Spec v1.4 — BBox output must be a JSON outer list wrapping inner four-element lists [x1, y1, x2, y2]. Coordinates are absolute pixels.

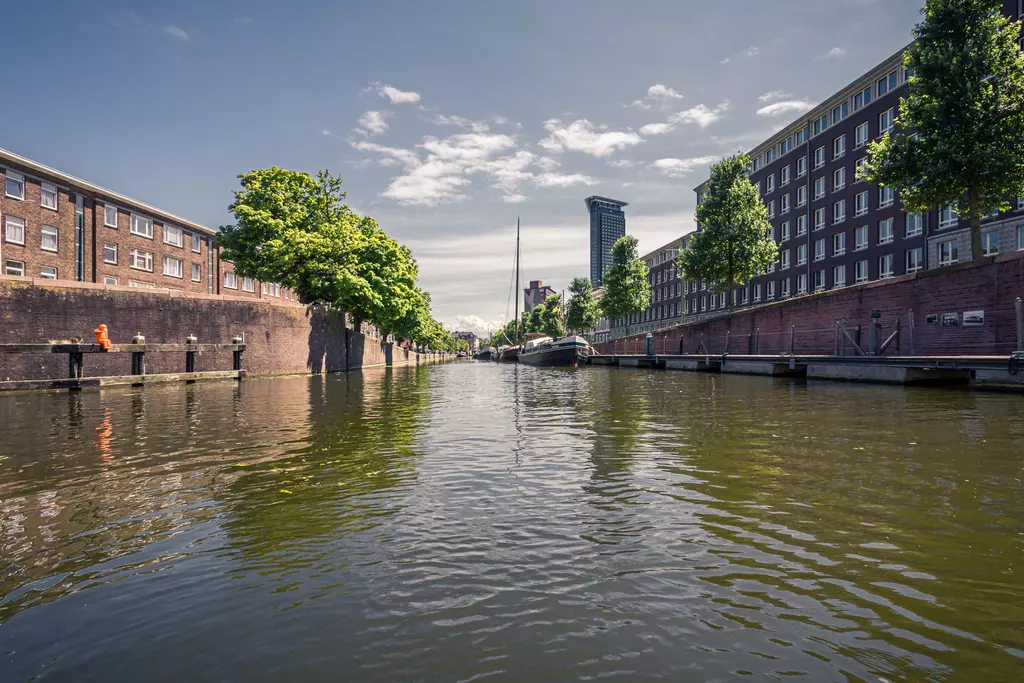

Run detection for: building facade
[[523, 279, 556, 312], [609, 234, 689, 339], [686, 0, 1024, 321], [585, 196, 628, 287], [0, 148, 299, 303], [452, 331, 479, 353]]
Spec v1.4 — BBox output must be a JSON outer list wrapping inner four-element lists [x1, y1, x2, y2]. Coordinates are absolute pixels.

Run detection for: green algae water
[[1, 363, 1022, 681]]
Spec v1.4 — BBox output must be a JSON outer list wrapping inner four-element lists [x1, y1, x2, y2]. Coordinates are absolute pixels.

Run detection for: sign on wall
[[963, 310, 985, 326], [942, 313, 959, 327]]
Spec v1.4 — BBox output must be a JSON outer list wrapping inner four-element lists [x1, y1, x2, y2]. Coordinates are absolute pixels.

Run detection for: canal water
[[1, 363, 1022, 682]]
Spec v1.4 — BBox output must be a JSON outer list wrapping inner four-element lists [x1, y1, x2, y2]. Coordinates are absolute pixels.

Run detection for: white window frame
[[163, 256, 184, 278], [814, 208, 826, 231], [855, 122, 869, 148], [938, 239, 959, 266], [797, 244, 808, 267], [833, 264, 846, 287], [192, 263, 201, 282], [814, 177, 825, 200], [879, 186, 894, 208], [878, 218, 894, 244], [855, 260, 869, 284], [104, 204, 119, 228], [814, 146, 825, 169], [855, 191, 869, 217], [796, 273, 808, 295], [39, 266, 58, 280], [131, 214, 154, 239], [797, 156, 807, 177], [833, 135, 846, 160], [939, 204, 958, 229], [40, 182, 58, 210], [879, 254, 894, 279], [781, 221, 791, 241], [833, 232, 846, 256], [781, 194, 790, 214], [781, 249, 791, 270], [130, 249, 154, 272], [104, 276, 118, 286], [766, 174, 775, 194], [855, 226, 869, 251], [781, 166, 791, 186], [5, 259, 25, 276], [906, 213, 923, 237], [224, 272, 239, 289], [855, 157, 867, 181], [981, 230, 999, 256], [163, 224, 184, 248], [129, 280, 156, 290], [814, 237, 826, 261], [781, 278, 791, 298], [40, 225, 58, 253], [191, 233, 202, 253], [1019, 224, 1024, 251], [5, 215, 25, 245], [833, 200, 846, 225], [880, 108, 895, 134], [5, 170, 25, 200], [797, 185, 807, 207], [905, 247, 923, 273], [767, 281, 776, 299], [104, 242, 118, 264], [797, 215, 808, 236], [242, 276, 256, 293], [833, 167, 846, 192], [767, 200, 775, 219], [814, 269, 826, 292]]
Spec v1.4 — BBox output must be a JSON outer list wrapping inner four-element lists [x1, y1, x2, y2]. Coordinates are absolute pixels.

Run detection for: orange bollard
[[93, 324, 111, 351]]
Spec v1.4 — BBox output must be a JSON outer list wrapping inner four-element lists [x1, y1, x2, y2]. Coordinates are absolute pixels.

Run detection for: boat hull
[[496, 347, 520, 363], [473, 350, 493, 361], [518, 345, 585, 367]]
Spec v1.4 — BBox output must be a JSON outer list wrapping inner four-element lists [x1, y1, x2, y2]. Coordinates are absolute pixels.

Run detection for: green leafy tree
[[341, 219, 419, 334], [680, 154, 777, 310], [600, 235, 651, 336], [539, 293, 565, 338], [858, 0, 1024, 261], [218, 168, 364, 305], [565, 277, 601, 334]]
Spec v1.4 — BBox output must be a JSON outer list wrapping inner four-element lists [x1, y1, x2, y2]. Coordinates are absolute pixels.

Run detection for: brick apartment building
[[605, 233, 691, 339], [0, 148, 298, 303], [685, 0, 1024, 321]]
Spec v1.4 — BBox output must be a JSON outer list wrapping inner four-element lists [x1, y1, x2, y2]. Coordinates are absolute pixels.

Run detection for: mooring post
[[131, 333, 146, 376], [834, 320, 839, 356], [895, 317, 901, 356], [724, 330, 730, 354], [840, 318, 847, 356], [755, 328, 760, 354], [747, 333, 753, 355], [185, 334, 197, 373], [789, 325, 795, 355], [870, 309, 882, 355], [232, 335, 244, 372], [1016, 298, 1023, 352], [67, 349, 83, 379], [908, 309, 916, 356]]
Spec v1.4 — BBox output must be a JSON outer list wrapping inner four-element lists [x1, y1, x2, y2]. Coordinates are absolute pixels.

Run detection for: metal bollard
[[1016, 298, 1023, 352], [232, 335, 244, 371], [789, 325, 795, 355], [185, 334, 197, 373], [131, 333, 146, 376], [68, 350, 84, 379]]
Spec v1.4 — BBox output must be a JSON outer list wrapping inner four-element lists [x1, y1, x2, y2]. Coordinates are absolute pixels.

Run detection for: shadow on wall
[[307, 307, 352, 372]]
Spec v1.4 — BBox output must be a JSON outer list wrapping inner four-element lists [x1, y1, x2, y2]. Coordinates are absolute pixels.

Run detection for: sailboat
[[495, 218, 522, 363]]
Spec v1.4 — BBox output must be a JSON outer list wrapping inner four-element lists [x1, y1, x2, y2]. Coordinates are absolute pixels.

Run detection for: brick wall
[[0, 279, 430, 381], [596, 250, 1024, 357]]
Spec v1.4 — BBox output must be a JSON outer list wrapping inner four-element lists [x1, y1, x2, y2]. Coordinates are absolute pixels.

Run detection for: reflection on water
[[1, 364, 1023, 681]]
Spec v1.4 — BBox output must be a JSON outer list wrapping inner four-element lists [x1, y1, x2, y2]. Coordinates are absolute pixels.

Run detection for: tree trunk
[[728, 242, 735, 312], [968, 186, 983, 261]]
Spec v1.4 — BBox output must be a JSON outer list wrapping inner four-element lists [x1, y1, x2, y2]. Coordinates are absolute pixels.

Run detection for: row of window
[[748, 66, 908, 173], [3, 216, 58, 251], [4, 170, 59, 210]]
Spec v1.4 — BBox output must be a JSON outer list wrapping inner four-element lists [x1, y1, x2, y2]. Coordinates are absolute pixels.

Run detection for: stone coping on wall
[[0, 275, 306, 309]]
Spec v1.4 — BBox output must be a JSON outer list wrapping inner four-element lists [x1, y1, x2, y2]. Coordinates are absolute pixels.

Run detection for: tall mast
[[514, 217, 520, 345]]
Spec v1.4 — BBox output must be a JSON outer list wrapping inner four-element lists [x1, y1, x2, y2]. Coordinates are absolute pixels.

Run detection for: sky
[[2, 0, 926, 335]]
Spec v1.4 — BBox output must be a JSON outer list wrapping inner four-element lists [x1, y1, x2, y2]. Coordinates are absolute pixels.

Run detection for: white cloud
[[745, 46, 761, 58], [758, 91, 792, 104], [534, 156, 560, 172], [815, 47, 847, 61], [432, 114, 491, 133], [502, 194, 527, 204], [651, 156, 716, 178], [639, 101, 732, 136], [646, 84, 683, 101], [376, 84, 421, 104], [628, 100, 651, 110], [453, 315, 505, 336], [720, 57, 731, 65], [164, 25, 189, 41], [534, 172, 596, 188], [756, 100, 817, 117], [538, 119, 643, 157], [356, 110, 389, 136], [350, 139, 421, 168], [607, 159, 636, 168]]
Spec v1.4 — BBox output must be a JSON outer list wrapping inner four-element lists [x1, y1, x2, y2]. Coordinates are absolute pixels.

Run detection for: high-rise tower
[[585, 196, 628, 286]]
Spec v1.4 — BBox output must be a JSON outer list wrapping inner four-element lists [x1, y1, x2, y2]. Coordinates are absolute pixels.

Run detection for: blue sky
[[3, 0, 924, 334]]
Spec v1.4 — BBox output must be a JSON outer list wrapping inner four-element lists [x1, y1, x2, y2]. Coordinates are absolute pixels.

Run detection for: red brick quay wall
[[0, 278, 442, 382], [596, 251, 1024, 357]]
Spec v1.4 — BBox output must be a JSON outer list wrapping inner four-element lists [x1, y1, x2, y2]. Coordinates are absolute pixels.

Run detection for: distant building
[[452, 330, 479, 353], [585, 196, 628, 287], [584, 286, 611, 345], [608, 233, 690, 340], [524, 279, 556, 312]]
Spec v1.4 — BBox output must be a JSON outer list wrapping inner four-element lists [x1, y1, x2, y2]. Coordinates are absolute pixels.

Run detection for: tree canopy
[[600, 235, 651, 335], [679, 154, 777, 309], [565, 277, 601, 334], [858, 0, 1024, 260], [218, 167, 449, 348]]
